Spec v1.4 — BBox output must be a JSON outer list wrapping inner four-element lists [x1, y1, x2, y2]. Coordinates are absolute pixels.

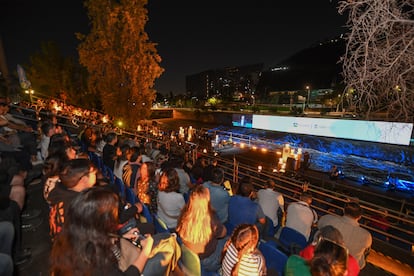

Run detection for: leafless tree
[[338, 0, 414, 122]]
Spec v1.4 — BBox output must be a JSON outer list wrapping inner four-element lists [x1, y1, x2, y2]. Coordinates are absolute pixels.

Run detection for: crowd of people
[[0, 95, 376, 276]]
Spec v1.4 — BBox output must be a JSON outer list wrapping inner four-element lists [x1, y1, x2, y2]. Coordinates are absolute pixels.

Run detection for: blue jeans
[[0, 221, 14, 255], [0, 221, 14, 276], [200, 238, 227, 272]]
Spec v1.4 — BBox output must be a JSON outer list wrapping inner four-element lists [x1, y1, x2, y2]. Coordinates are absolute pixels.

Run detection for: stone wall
[[173, 109, 233, 126]]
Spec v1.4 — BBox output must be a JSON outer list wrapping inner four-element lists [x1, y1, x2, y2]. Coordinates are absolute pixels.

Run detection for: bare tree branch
[[338, 0, 414, 122]]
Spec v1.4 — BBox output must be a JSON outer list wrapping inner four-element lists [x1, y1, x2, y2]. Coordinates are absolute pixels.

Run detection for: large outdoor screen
[[252, 115, 413, 146]]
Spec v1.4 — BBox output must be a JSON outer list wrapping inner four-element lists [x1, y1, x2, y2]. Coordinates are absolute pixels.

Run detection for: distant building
[[186, 63, 263, 101], [185, 37, 345, 108]]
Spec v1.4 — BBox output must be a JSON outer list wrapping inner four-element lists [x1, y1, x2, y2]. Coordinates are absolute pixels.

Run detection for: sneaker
[[21, 209, 41, 220]]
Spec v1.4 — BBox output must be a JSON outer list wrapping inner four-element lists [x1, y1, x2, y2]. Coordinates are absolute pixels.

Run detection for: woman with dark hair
[[50, 187, 154, 275], [137, 161, 158, 214], [42, 138, 77, 203], [156, 168, 185, 230], [221, 224, 266, 276], [176, 185, 227, 272], [286, 234, 349, 276], [299, 225, 360, 276], [122, 146, 142, 190]]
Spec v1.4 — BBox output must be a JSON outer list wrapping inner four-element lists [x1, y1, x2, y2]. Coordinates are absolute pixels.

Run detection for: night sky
[[0, 0, 347, 96]]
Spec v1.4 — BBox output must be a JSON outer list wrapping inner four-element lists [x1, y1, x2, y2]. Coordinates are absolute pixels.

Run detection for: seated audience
[[299, 225, 360, 276], [203, 167, 230, 224], [157, 168, 185, 230], [227, 180, 266, 235], [285, 192, 318, 241], [177, 185, 227, 272], [102, 132, 118, 171], [137, 161, 158, 214], [39, 120, 57, 161], [257, 179, 285, 230], [318, 201, 372, 269], [0, 221, 14, 276], [50, 187, 154, 275], [47, 159, 97, 238], [122, 146, 141, 189], [285, 234, 348, 276], [221, 224, 266, 276], [114, 143, 130, 180]]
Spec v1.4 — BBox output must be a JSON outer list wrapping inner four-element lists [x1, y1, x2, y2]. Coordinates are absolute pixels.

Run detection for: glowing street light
[[305, 85, 310, 108], [25, 89, 34, 103]]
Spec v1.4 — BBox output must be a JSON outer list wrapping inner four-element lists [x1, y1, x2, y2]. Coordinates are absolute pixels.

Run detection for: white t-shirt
[[257, 188, 284, 227], [157, 191, 185, 229], [285, 200, 317, 240]]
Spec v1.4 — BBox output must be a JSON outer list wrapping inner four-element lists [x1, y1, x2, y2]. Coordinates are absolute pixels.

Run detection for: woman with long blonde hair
[[176, 185, 227, 273], [221, 224, 266, 276]]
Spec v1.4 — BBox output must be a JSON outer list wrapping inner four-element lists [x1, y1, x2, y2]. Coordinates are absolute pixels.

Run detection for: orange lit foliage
[[78, 0, 164, 127]]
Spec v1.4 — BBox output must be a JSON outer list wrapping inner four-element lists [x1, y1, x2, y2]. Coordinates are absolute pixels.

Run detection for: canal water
[[156, 118, 414, 194]]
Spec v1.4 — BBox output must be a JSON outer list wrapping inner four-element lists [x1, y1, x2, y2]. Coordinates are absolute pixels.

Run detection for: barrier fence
[[8, 102, 414, 263]]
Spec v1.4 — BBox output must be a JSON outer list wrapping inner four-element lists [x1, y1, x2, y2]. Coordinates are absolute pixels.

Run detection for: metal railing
[[8, 103, 414, 262]]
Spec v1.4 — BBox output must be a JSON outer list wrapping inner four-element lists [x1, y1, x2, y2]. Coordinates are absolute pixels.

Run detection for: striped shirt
[[221, 243, 265, 276]]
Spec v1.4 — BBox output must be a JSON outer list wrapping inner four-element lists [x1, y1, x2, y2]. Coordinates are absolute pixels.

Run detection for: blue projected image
[[210, 122, 414, 194], [232, 114, 253, 128]]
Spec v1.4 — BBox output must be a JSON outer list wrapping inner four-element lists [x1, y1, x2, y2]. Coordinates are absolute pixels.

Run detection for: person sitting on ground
[[50, 187, 154, 275], [203, 167, 230, 224], [257, 179, 285, 231], [329, 165, 340, 180], [318, 201, 372, 269], [285, 191, 318, 242], [285, 233, 349, 276], [176, 185, 227, 272], [221, 224, 266, 276], [227, 180, 266, 236], [157, 168, 185, 231], [299, 225, 360, 276]]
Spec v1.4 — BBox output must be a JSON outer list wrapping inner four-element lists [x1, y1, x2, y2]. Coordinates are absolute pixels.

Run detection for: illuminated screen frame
[[252, 115, 413, 146]]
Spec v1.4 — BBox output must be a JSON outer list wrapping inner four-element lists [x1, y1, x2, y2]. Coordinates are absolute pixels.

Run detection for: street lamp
[[25, 89, 34, 103], [305, 86, 310, 109]]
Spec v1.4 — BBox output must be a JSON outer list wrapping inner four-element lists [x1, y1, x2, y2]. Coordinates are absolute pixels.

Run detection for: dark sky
[[0, 0, 347, 96]]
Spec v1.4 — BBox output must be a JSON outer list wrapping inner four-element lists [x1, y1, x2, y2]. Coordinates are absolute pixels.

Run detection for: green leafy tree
[[77, 0, 164, 128], [26, 41, 86, 103]]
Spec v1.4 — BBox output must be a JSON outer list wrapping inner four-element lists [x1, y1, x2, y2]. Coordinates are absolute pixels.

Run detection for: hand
[[122, 227, 140, 241], [135, 202, 143, 213]]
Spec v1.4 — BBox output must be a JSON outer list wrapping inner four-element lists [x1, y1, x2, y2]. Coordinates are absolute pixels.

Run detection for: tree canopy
[[26, 41, 89, 106], [77, 0, 164, 128]]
